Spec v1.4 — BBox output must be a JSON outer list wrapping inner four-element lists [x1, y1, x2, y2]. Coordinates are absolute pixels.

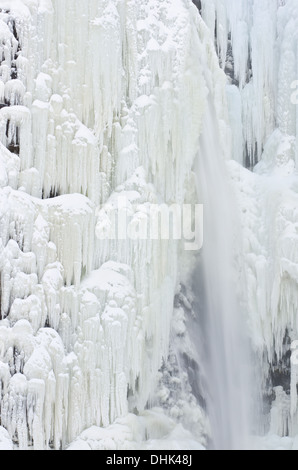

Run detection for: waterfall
[[194, 100, 253, 450]]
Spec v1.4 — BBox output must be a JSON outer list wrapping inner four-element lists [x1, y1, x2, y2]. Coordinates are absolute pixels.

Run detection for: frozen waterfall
[[0, 0, 298, 451], [200, 0, 298, 450]]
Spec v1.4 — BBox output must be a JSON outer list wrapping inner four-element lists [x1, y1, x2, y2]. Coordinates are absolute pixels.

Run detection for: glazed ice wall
[[202, 0, 298, 437], [0, 0, 229, 449], [201, 0, 281, 168]]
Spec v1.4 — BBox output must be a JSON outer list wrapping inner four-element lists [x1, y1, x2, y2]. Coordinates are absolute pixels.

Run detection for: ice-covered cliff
[[1, 0, 298, 451], [0, 0, 231, 450], [200, 0, 298, 447]]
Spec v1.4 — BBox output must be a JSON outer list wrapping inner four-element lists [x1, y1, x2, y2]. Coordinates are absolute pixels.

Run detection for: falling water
[[194, 99, 254, 450]]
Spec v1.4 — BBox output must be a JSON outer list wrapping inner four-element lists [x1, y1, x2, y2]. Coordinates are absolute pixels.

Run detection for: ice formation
[[201, 0, 285, 168], [201, 0, 298, 444], [1, 0, 298, 451], [0, 0, 226, 450]]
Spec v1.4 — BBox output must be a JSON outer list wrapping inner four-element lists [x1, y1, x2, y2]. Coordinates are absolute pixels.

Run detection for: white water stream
[[195, 101, 253, 450]]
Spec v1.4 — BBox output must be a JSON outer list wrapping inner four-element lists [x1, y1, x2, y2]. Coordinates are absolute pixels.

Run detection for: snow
[[0, 0, 298, 452], [0, 425, 13, 450], [67, 409, 205, 451]]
